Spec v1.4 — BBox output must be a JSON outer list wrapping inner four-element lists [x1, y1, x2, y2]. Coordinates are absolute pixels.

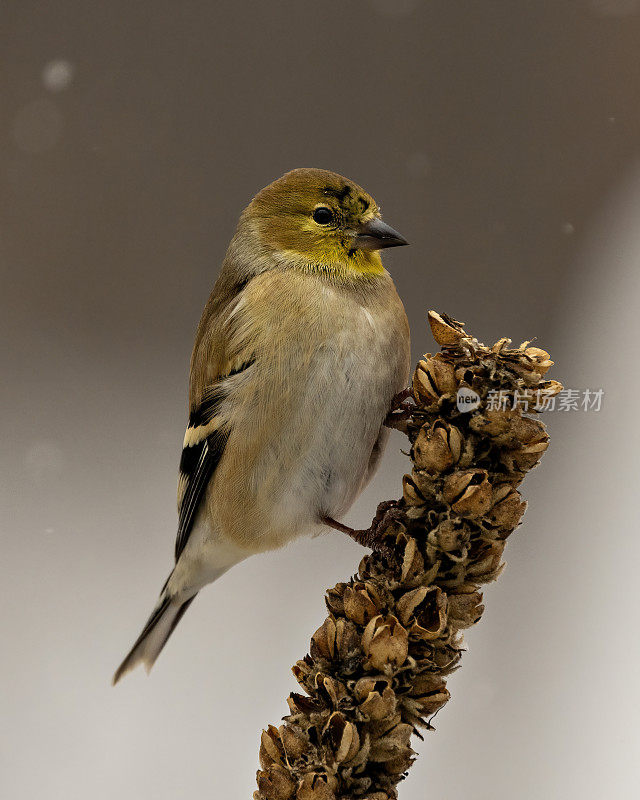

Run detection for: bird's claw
[[384, 388, 415, 429], [323, 501, 402, 560]]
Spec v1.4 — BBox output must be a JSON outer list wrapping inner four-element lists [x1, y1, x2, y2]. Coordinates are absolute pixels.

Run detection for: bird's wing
[[174, 269, 259, 563], [175, 387, 228, 561], [175, 354, 255, 561]]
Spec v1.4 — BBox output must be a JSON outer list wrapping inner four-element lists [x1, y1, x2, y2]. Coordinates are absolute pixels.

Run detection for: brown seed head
[[443, 469, 493, 517], [362, 615, 409, 671], [428, 310, 466, 345]]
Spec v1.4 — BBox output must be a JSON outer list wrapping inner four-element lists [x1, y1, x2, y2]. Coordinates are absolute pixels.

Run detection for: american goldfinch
[[113, 168, 410, 683]]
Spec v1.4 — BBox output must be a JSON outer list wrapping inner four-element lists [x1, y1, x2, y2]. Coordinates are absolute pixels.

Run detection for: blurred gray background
[[2, 2, 639, 798]]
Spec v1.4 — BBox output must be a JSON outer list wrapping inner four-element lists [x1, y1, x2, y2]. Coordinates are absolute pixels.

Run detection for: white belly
[[266, 324, 402, 539]]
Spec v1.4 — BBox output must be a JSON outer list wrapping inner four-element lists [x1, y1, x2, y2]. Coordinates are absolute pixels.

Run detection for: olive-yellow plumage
[[113, 168, 410, 683]]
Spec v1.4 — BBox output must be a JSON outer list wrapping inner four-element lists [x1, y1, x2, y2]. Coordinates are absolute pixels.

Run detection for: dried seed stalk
[[254, 311, 562, 800]]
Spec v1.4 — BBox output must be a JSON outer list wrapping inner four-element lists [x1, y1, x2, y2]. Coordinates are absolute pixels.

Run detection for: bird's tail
[[112, 589, 196, 685]]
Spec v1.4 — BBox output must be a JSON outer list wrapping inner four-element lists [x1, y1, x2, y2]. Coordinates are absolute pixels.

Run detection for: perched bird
[[113, 168, 410, 683]]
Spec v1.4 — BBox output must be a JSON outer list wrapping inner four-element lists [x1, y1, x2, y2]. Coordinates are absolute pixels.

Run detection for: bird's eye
[[312, 206, 333, 225]]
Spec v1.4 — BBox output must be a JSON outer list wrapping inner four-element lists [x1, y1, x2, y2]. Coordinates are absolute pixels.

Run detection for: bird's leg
[[322, 500, 401, 557], [384, 387, 415, 429]]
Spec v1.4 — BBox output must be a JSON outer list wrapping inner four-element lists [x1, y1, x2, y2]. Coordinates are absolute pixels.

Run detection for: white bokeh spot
[[42, 59, 74, 92]]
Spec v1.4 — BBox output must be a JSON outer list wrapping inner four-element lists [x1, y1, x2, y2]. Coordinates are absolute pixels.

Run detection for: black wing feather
[[175, 428, 228, 561], [174, 358, 255, 561]]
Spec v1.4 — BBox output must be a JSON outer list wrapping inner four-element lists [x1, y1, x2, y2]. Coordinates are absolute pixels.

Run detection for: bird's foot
[[322, 500, 402, 559], [384, 387, 415, 429]]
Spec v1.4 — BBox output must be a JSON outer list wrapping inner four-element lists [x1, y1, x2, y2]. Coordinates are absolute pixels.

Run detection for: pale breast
[[208, 270, 410, 551]]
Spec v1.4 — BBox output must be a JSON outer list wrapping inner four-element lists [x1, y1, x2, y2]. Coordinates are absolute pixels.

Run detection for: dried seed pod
[[260, 725, 286, 769], [410, 671, 448, 698], [489, 486, 527, 530], [353, 676, 389, 701], [286, 693, 323, 715], [383, 752, 415, 776], [440, 421, 463, 461], [491, 336, 512, 353], [412, 360, 440, 405], [443, 469, 493, 518], [413, 425, 452, 473], [397, 586, 448, 640], [279, 724, 308, 761], [359, 684, 397, 721], [524, 346, 554, 375], [368, 721, 414, 763], [466, 541, 505, 581], [310, 617, 336, 660], [325, 583, 346, 616], [256, 764, 296, 800], [296, 772, 337, 800], [403, 686, 450, 720], [334, 618, 361, 661], [336, 726, 360, 764], [510, 415, 548, 446], [412, 353, 458, 406], [395, 586, 428, 625], [292, 659, 313, 691], [368, 712, 403, 745], [343, 582, 382, 626], [428, 310, 466, 345], [469, 409, 512, 438], [399, 536, 425, 585], [426, 355, 458, 395], [324, 712, 361, 763], [402, 474, 425, 506], [442, 469, 473, 501], [413, 420, 463, 474], [410, 468, 439, 501], [362, 615, 409, 671], [537, 379, 563, 398], [510, 440, 549, 471], [430, 518, 468, 553], [415, 689, 451, 716], [447, 586, 484, 628], [471, 411, 549, 457], [315, 673, 346, 708], [345, 731, 371, 769], [432, 641, 463, 673]]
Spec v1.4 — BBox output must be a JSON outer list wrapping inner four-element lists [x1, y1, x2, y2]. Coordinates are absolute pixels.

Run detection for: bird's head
[[244, 168, 408, 278]]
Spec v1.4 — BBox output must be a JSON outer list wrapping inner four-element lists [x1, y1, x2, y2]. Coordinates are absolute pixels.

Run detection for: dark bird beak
[[354, 218, 409, 250]]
